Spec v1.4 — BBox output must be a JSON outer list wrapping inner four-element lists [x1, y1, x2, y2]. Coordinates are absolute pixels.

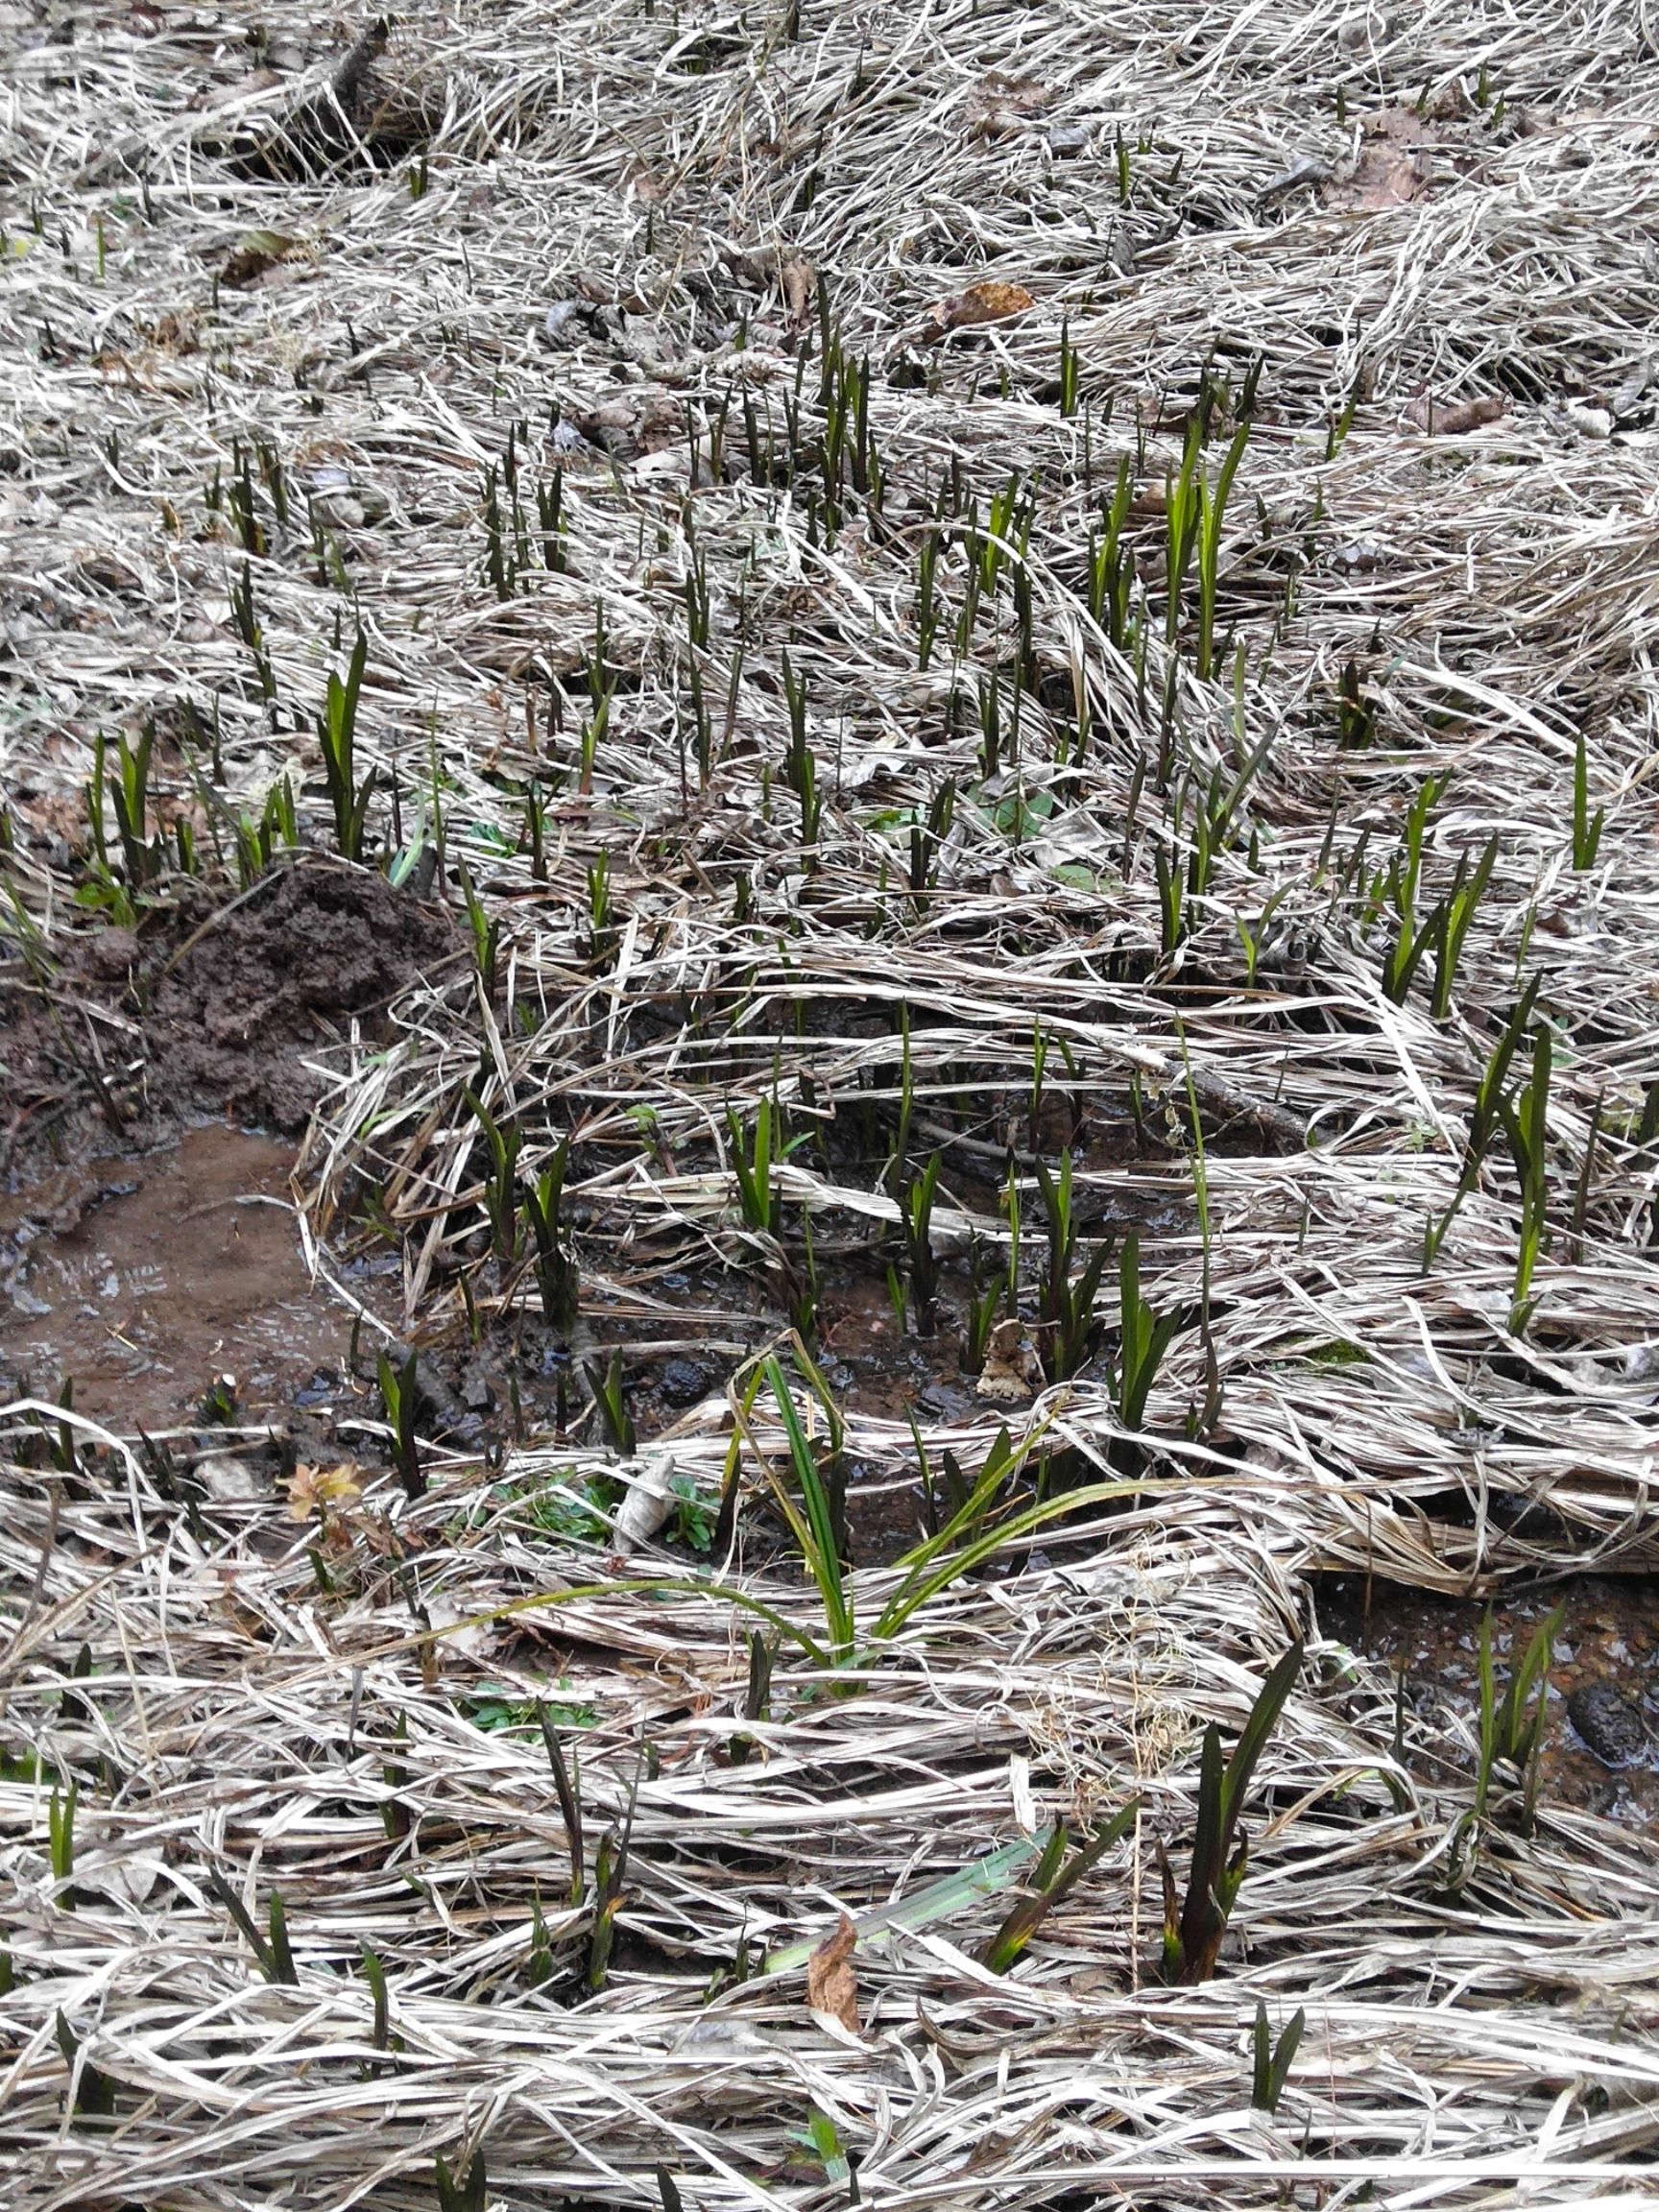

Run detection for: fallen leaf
[[1326, 108, 1433, 212], [922, 280, 1036, 342], [805, 1911, 860, 2032], [1406, 394, 1505, 435], [781, 258, 816, 329], [221, 229, 305, 288], [970, 74, 1052, 140], [977, 1318, 1043, 1403], [613, 1447, 677, 1555], [286, 1462, 363, 1521]]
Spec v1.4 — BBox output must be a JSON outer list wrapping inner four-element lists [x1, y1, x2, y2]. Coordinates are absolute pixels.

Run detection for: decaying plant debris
[[5, 0, 1659, 2204]]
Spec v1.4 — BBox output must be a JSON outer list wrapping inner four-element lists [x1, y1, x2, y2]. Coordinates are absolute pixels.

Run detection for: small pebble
[[1567, 1681, 1648, 1767], [660, 1358, 709, 1407]]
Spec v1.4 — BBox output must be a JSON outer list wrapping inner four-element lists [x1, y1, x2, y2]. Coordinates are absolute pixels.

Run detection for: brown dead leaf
[[805, 1911, 860, 2032], [1406, 394, 1505, 435], [971, 74, 1052, 140], [1326, 108, 1433, 212], [977, 1318, 1043, 1404], [922, 280, 1036, 343], [781, 258, 817, 330], [220, 229, 305, 289]]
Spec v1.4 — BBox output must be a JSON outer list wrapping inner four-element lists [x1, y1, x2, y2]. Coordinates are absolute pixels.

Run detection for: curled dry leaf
[[220, 229, 306, 288], [977, 1317, 1043, 1404], [922, 279, 1036, 342], [1326, 108, 1433, 212], [780, 258, 816, 330], [612, 1447, 678, 1555], [805, 1911, 860, 2032], [1406, 394, 1506, 435], [286, 1462, 363, 1521]]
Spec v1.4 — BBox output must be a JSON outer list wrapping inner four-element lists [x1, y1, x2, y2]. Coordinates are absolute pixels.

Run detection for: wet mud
[[0, 860, 453, 1439], [0, 1123, 346, 1431], [1317, 1573, 1659, 1826], [1, 858, 456, 1176]]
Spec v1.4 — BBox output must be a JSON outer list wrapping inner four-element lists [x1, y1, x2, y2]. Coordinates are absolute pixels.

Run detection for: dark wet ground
[[1316, 1573, 1659, 1827]]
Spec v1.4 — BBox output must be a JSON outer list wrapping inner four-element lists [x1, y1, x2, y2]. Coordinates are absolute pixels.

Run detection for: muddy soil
[[0, 1123, 348, 1430], [143, 861, 456, 1132], [1316, 1573, 1659, 1826], [1, 858, 457, 1174], [0, 860, 454, 1439]]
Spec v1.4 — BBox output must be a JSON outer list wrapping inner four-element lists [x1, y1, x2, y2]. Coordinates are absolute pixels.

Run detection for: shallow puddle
[[0, 1122, 349, 1431]]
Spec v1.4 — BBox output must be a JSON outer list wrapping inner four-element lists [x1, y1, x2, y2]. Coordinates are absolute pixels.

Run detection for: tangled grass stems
[[7, 0, 1659, 2202]]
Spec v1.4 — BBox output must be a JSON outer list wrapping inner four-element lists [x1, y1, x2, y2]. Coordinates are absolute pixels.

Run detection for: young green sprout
[[981, 1798, 1140, 1974], [316, 630, 376, 861], [1572, 728, 1605, 871], [1251, 2003, 1307, 2114], [1033, 1151, 1113, 1381], [1474, 1603, 1562, 1837], [375, 1350, 424, 1500], [522, 1144, 579, 1334], [1158, 1641, 1303, 1984]]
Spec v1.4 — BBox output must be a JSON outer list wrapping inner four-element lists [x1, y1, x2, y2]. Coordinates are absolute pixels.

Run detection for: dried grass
[[5, 0, 1659, 2204]]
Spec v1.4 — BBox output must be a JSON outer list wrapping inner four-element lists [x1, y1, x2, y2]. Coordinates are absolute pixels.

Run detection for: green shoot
[[1158, 1642, 1303, 1984], [762, 1352, 854, 1663], [48, 1778, 76, 1894], [1087, 457, 1135, 648], [1057, 316, 1079, 416], [730, 1629, 775, 1766], [585, 1755, 639, 1991], [107, 723, 159, 888], [909, 776, 955, 899], [229, 560, 276, 702], [463, 1090, 520, 1266], [1572, 729, 1604, 871], [730, 1094, 783, 1238], [1475, 1604, 1561, 1834], [1429, 836, 1499, 1021], [982, 1798, 1139, 1973], [1033, 1151, 1113, 1381], [522, 1145, 579, 1334], [360, 1943, 393, 2051], [55, 2010, 116, 2119], [1335, 659, 1378, 748], [205, 1867, 298, 1984], [456, 859, 500, 999], [538, 1704, 586, 1905], [916, 529, 941, 669], [376, 1350, 425, 1500], [585, 851, 615, 964], [1499, 1022, 1551, 1330], [1423, 977, 1542, 1266], [781, 653, 821, 848], [1114, 1232, 1181, 1433], [316, 629, 376, 861], [902, 1151, 943, 1334], [232, 776, 298, 888], [585, 1350, 637, 1457], [1193, 421, 1249, 681], [435, 2146, 487, 2212], [1251, 2002, 1306, 2113]]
